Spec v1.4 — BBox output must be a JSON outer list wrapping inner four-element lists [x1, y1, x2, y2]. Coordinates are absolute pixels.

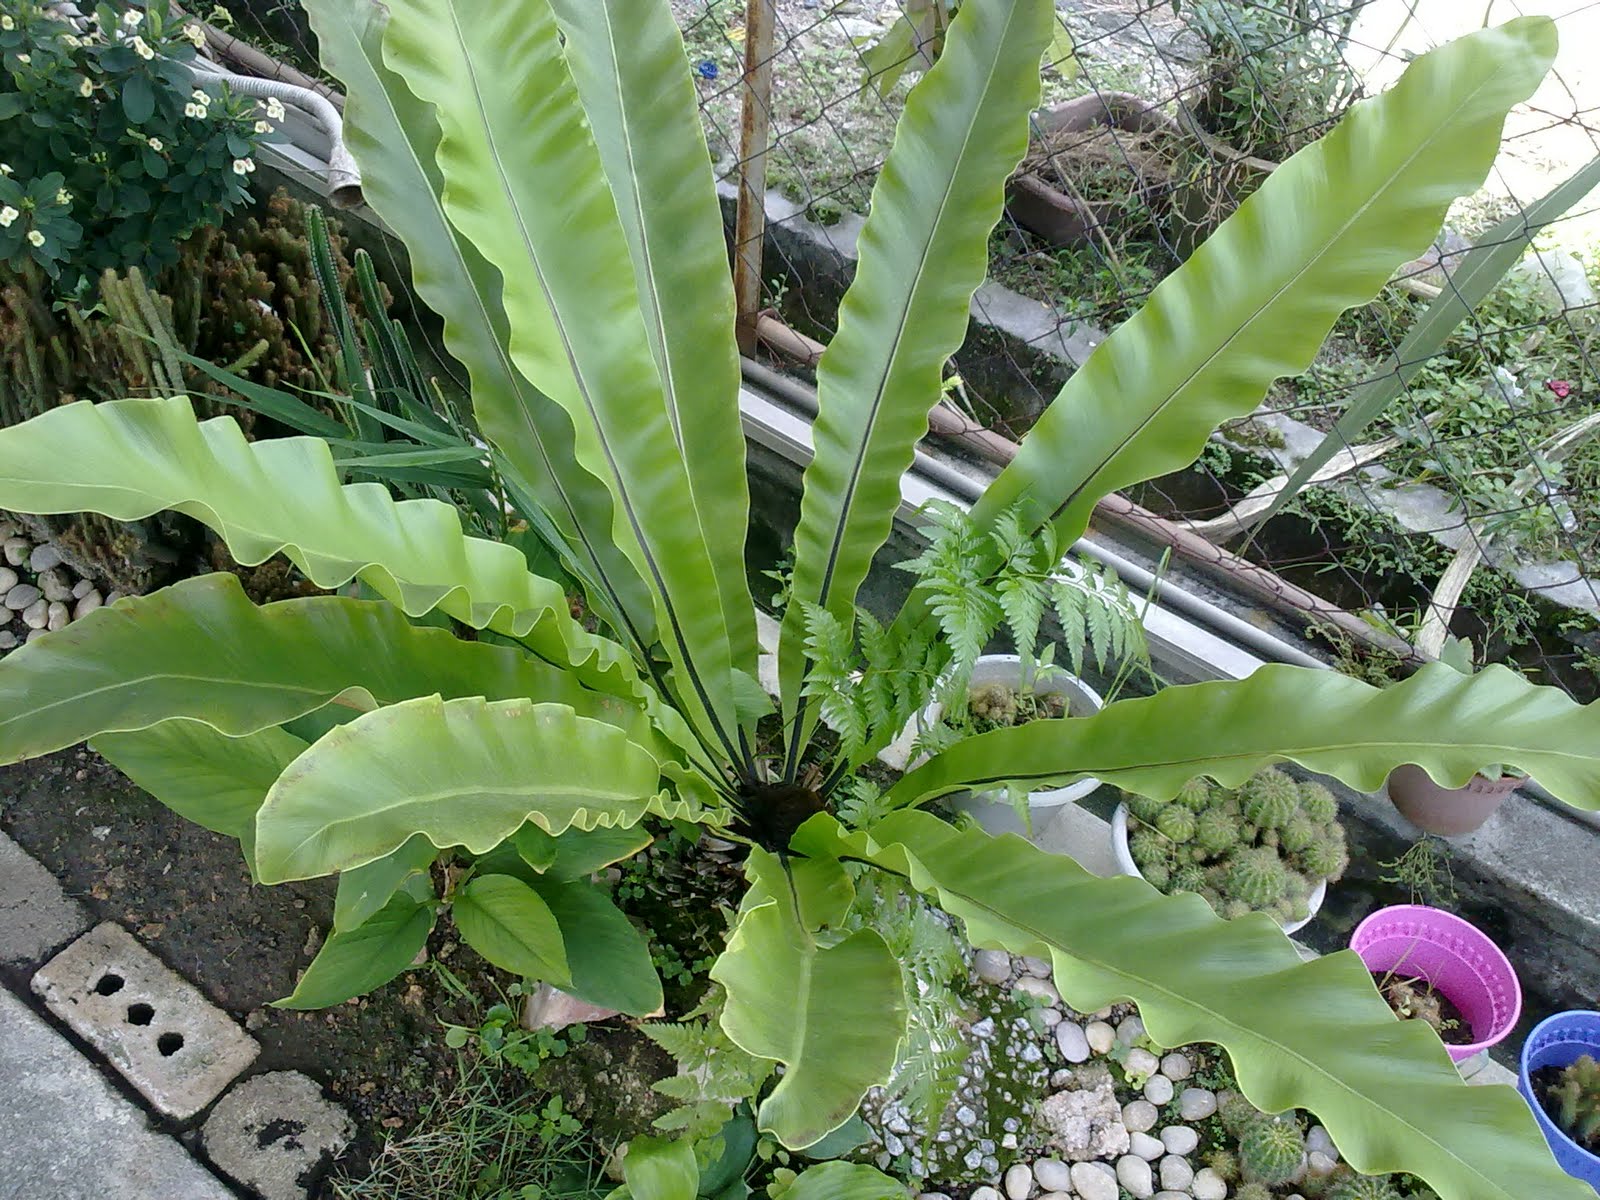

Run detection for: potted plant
[[1386, 639, 1526, 836], [1112, 768, 1347, 933], [1520, 1012, 1600, 1190], [1350, 905, 1521, 1066]]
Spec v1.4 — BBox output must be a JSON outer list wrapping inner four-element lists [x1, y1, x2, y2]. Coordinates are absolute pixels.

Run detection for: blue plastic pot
[[1520, 1010, 1600, 1192]]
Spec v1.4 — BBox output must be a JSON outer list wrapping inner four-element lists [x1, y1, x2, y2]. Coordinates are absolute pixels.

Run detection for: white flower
[[183, 102, 200, 118], [0, 16, 13, 31], [265, 96, 285, 121], [63, 33, 81, 47], [192, 89, 210, 104], [78, 76, 92, 96], [0, 207, 17, 228], [183, 23, 206, 48], [232, 157, 254, 174], [15, 53, 29, 64], [208, 5, 230, 23], [26, 230, 44, 247], [0, 163, 11, 175], [122, 9, 143, 26], [131, 35, 153, 59], [253, 119, 272, 134], [55, 189, 70, 205], [147, 137, 163, 151]]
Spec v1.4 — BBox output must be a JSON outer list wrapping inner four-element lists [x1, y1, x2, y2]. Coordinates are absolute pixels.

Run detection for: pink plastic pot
[[1351, 905, 1521, 1064]]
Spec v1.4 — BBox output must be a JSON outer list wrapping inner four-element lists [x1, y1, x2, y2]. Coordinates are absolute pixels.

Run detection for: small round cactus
[[1142, 860, 1172, 889], [1326, 1174, 1403, 1200], [1156, 804, 1198, 844], [1226, 846, 1289, 907], [1239, 1115, 1306, 1185], [1221, 898, 1252, 920], [1239, 822, 1260, 843], [1281, 810, 1318, 853], [1174, 776, 1213, 811], [1129, 827, 1168, 867], [1125, 792, 1168, 823], [1299, 824, 1351, 883], [1299, 780, 1339, 822], [1241, 768, 1301, 829], [1195, 806, 1241, 854], [1203, 1147, 1240, 1182], [1233, 1184, 1275, 1200], [1171, 864, 1207, 895], [1219, 1091, 1262, 1135]]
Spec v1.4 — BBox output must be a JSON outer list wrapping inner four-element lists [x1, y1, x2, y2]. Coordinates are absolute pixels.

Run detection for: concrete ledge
[[0, 987, 233, 1199], [0, 829, 89, 968]]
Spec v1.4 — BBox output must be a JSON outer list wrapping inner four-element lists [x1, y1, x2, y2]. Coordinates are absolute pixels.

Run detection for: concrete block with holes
[[31, 921, 260, 1120]]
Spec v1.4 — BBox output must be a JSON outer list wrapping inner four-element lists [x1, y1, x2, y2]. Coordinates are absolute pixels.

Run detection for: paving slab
[[0, 829, 89, 966], [203, 1072, 353, 1200], [0, 987, 233, 1199], [32, 922, 259, 1120]]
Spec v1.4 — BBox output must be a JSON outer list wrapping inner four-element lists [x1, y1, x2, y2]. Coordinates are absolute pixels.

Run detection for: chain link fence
[[683, 0, 1600, 702]]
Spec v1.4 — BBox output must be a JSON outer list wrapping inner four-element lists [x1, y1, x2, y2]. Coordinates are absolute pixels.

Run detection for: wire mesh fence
[[682, 0, 1600, 702]]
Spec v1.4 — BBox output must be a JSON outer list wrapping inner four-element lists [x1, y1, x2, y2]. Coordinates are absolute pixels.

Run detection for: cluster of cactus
[[967, 682, 1066, 729], [1239, 1114, 1307, 1185], [1126, 767, 1349, 923], [1545, 1053, 1600, 1150], [1, 190, 371, 426]]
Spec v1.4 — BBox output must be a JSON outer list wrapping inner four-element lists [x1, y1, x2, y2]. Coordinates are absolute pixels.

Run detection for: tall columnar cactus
[[1550, 1053, 1600, 1147], [1239, 1114, 1306, 1185]]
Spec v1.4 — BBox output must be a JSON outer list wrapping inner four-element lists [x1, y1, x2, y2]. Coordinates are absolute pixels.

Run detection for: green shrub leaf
[[275, 891, 434, 1009], [452, 873, 568, 981]]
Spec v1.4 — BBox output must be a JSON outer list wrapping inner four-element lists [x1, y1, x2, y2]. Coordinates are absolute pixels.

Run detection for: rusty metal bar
[[733, 0, 777, 356]]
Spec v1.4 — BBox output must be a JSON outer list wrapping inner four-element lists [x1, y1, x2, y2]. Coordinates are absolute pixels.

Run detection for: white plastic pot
[[1110, 803, 1326, 936], [923, 654, 1104, 838]]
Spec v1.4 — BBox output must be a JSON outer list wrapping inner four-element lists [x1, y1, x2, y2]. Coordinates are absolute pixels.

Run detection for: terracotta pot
[[1006, 92, 1184, 247], [1385, 764, 1521, 837]]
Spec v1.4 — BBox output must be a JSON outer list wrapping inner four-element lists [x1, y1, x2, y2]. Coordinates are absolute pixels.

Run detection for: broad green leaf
[[793, 810, 1588, 1200], [884, 661, 1600, 811], [544, 826, 655, 882], [0, 572, 658, 764], [779, 1162, 905, 1200], [780, 0, 1052, 758], [1255, 150, 1600, 530], [452, 873, 568, 981], [512, 823, 560, 873], [970, 17, 1557, 550], [301, 0, 658, 650], [275, 892, 434, 1009], [334, 833, 438, 933], [546, 0, 758, 685], [710, 849, 905, 1149], [380, 0, 742, 753], [0, 397, 638, 698], [255, 696, 678, 882], [93, 721, 307, 878], [528, 876, 662, 1016], [622, 1135, 697, 1200]]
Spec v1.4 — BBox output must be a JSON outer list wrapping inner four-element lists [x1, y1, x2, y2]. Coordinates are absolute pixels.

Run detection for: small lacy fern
[[801, 501, 1149, 758], [642, 1009, 775, 1141]]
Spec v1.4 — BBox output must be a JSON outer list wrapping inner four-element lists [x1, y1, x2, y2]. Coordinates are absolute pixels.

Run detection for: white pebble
[[971, 1189, 1000, 1200], [104, 590, 125, 605], [25, 628, 46, 643], [1126, 1048, 1160, 1078], [0, 568, 15, 593], [1191, 1167, 1227, 1200], [1054, 1022, 1090, 1063], [3, 537, 29, 566], [4, 583, 40, 610], [1159, 1125, 1199, 1156], [38, 568, 72, 602], [21, 598, 48, 629], [1307, 1150, 1339, 1178], [1307, 1125, 1337, 1160], [1069, 1162, 1117, 1200], [1158, 1154, 1193, 1192], [28, 543, 62, 572], [1004, 1163, 1033, 1199], [1085, 1020, 1115, 1054], [1038, 1007, 1062, 1028], [1049, 1068, 1074, 1089], [1116, 1016, 1146, 1046], [955, 1105, 978, 1127], [1116, 1154, 1154, 1198], [1177, 1087, 1217, 1120], [71, 577, 94, 599], [1159, 1052, 1192, 1081], [1129, 1131, 1165, 1161], [45, 601, 68, 632], [1014, 976, 1061, 1006], [1154, 1194, 1191, 1200], [1122, 1099, 1158, 1132], [920, 1194, 952, 1200], [0, 630, 16, 650], [975, 949, 1011, 984], [1038, 1195, 1071, 1200], [1020, 955, 1052, 978], [73, 590, 103, 621], [972, 1017, 995, 1040], [1032, 1159, 1071, 1192], [1143, 1074, 1174, 1105], [0, 521, 13, 540]]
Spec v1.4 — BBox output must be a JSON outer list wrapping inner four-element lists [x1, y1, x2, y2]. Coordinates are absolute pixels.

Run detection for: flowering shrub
[[0, 1, 271, 294]]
